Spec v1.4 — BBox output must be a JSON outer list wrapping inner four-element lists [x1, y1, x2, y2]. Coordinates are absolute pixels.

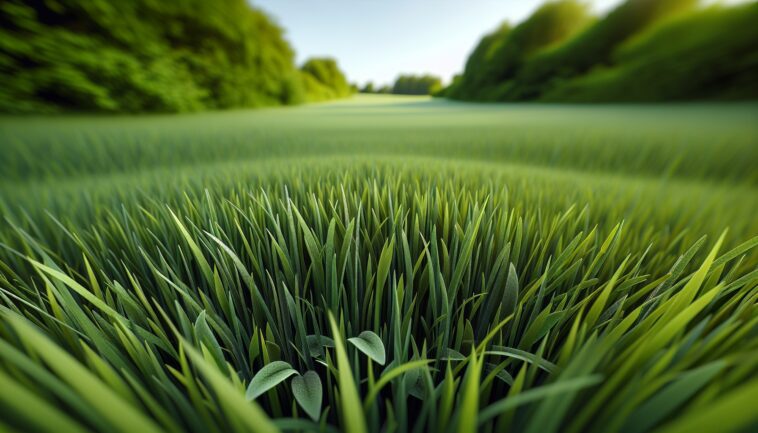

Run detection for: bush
[[392, 74, 443, 95], [448, 0, 592, 100], [0, 0, 305, 113], [300, 57, 353, 102], [447, 0, 731, 102], [542, 4, 758, 101], [360, 82, 376, 93], [504, 0, 696, 100]]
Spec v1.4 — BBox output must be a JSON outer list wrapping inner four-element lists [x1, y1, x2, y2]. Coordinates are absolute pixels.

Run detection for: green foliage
[[300, 57, 353, 102], [0, 97, 756, 432], [0, 0, 306, 113], [3, 97, 756, 185], [542, 4, 758, 101], [392, 74, 443, 95], [246, 362, 298, 401], [507, 0, 697, 100], [360, 82, 376, 93], [447, 0, 593, 100], [290, 371, 323, 421], [448, 0, 758, 102], [361, 77, 441, 96], [348, 331, 387, 365]]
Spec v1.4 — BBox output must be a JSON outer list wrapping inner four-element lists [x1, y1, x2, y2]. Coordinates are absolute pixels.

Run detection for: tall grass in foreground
[[1, 98, 756, 431], [0, 167, 756, 432]]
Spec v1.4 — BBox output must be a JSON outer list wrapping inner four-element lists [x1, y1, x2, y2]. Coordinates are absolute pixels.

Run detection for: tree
[[0, 0, 310, 112], [447, 0, 593, 101], [541, 3, 758, 101], [392, 75, 443, 95], [361, 82, 376, 93], [446, 0, 712, 102], [299, 57, 352, 102], [503, 0, 697, 100]]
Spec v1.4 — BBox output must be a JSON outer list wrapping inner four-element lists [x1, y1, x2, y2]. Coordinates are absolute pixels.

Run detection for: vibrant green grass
[[2, 95, 757, 184], [0, 96, 757, 433]]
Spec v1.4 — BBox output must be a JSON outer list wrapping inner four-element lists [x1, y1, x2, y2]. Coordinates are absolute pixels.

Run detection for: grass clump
[[0, 97, 756, 432]]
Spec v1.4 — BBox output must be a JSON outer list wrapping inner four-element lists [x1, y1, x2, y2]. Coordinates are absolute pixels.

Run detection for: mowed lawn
[[0, 95, 756, 433]]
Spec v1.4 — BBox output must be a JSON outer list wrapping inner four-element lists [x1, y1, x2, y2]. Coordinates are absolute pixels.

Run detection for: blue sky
[[253, 0, 744, 86]]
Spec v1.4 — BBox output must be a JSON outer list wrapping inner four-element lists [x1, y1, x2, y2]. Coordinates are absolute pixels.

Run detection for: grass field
[[0, 95, 757, 433]]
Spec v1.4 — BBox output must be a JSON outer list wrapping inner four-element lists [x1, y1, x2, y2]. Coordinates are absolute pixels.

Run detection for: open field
[[1, 95, 757, 433]]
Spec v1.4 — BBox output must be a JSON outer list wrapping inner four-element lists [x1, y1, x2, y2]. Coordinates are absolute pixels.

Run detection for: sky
[[253, 0, 745, 87]]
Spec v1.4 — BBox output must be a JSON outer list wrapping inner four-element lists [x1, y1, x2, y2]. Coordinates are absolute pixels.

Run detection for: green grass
[[0, 95, 756, 433], [2, 95, 757, 184]]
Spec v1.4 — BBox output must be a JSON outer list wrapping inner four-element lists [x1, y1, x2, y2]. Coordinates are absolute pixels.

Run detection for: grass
[[0, 95, 756, 432]]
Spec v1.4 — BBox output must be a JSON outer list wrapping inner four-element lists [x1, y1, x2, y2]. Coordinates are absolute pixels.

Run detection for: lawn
[[0, 95, 756, 433]]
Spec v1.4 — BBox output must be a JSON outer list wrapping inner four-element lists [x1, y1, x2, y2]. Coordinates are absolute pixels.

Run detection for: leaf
[[585, 256, 628, 328], [194, 311, 225, 369], [448, 208, 486, 300], [6, 313, 165, 433], [180, 339, 280, 433], [373, 237, 395, 330], [457, 349, 483, 433], [30, 260, 124, 322], [246, 361, 298, 401], [306, 335, 335, 358], [621, 361, 726, 433], [441, 348, 466, 361], [478, 375, 603, 425], [502, 263, 519, 318], [519, 309, 563, 349], [438, 362, 457, 429], [328, 312, 367, 433], [168, 208, 213, 284], [655, 379, 758, 433], [488, 346, 558, 374], [0, 369, 88, 433], [291, 371, 323, 421], [664, 232, 725, 319], [363, 359, 433, 409], [348, 331, 386, 365], [404, 367, 426, 400]]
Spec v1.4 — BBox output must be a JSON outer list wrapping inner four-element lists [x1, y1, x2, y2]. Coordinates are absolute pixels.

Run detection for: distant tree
[[507, 0, 697, 100], [444, 23, 512, 100], [541, 3, 758, 101], [448, 0, 593, 101], [447, 0, 708, 102], [300, 57, 352, 102], [361, 82, 376, 93], [377, 85, 393, 94], [392, 74, 443, 95], [0, 0, 307, 113], [434, 75, 461, 97]]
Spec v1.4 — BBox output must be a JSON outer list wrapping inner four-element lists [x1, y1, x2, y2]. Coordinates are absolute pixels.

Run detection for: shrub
[[448, 0, 592, 100], [0, 0, 304, 112], [300, 57, 353, 102], [392, 74, 443, 95], [542, 4, 758, 101]]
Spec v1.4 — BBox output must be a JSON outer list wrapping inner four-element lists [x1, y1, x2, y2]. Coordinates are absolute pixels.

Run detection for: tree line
[[361, 74, 442, 96], [443, 0, 758, 102], [0, 0, 352, 113]]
